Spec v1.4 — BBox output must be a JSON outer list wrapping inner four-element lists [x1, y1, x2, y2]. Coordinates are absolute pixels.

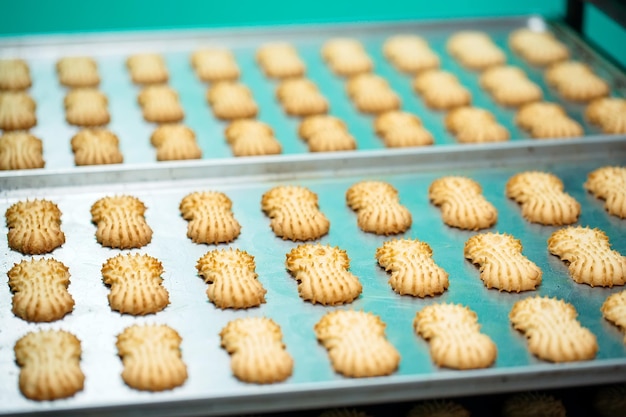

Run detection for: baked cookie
[[262, 185, 330, 241], [224, 119, 281, 156], [150, 124, 201, 161], [548, 226, 626, 287], [445, 106, 510, 143], [298, 114, 346, 140], [57, 57, 100, 87], [116, 324, 187, 391], [506, 171, 581, 225], [64, 88, 110, 127], [196, 248, 266, 309], [464, 232, 542, 292], [601, 290, 626, 343], [407, 400, 470, 417], [180, 191, 241, 244], [286, 243, 362, 305], [126, 53, 168, 84], [510, 296, 598, 362], [502, 392, 567, 417], [509, 29, 569, 66], [137, 84, 184, 123], [346, 73, 400, 114], [447, 31, 506, 70], [516, 101, 583, 139], [586, 97, 626, 134], [414, 303, 497, 369], [0, 131, 44, 170], [6, 199, 65, 254], [220, 317, 293, 383], [376, 238, 449, 297], [257, 42, 306, 79], [102, 253, 169, 315], [8, 258, 74, 322], [584, 166, 626, 218], [276, 77, 328, 116], [413, 70, 471, 110], [374, 110, 434, 148], [346, 180, 412, 235], [206, 81, 258, 120], [0, 91, 37, 130], [383, 34, 440, 74], [480, 65, 543, 107], [298, 114, 356, 152], [71, 128, 123, 165], [15, 330, 84, 401], [315, 310, 400, 377], [91, 195, 153, 249], [322, 38, 373, 76], [429, 176, 498, 230], [545, 61, 609, 102], [191, 48, 240, 83], [0, 58, 31, 91]]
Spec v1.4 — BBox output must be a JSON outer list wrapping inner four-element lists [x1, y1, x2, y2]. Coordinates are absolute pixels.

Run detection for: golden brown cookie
[[445, 106, 510, 143], [137, 84, 184, 123], [584, 166, 626, 218], [0, 58, 31, 91], [298, 114, 356, 152], [206, 81, 258, 120], [286, 243, 362, 305], [346, 180, 412, 235], [480, 65, 543, 107], [586, 97, 626, 134], [220, 317, 293, 383], [414, 303, 497, 369], [601, 290, 626, 343], [191, 48, 240, 83], [0, 91, 36, 131], [548, 226, 626, 287], [346, 73, 400, 114], [224, 119, 282, 156], [383, 35, 440, 74], [150, 124, 201, 161], [516, 101, 583, 139], [509, 29, 570, 66], [502, 392, 567, 417], [57, 57, 100, 87], [15, 330, 84, 401], [64, 88, 110, 127], [196, 248, 266, 309], [407, 400, 470, 417], [180, 191, 241, 244], [6, 199, 65, 254], [315, 310, 400, 377], [102, 253, 169, 315], [322, 38, 373, 76], [506, 171, 581, 225], [8, 258, 74, 322], [429, 176, 498, 230], [374, 110, 433, 147], [261, 185, 330, 241], [447, 31, 506, 70], [510, 296, 598, 362], [0, 131, 44, 170], [298, 114, 346, 140], [71, 128, 123, 165], [376, 238, 449, 297], [126, 53, 169, 85], [413, 70, 471, 110], [545, 61, 609, 102], [515, 101, 566, 130], [116, 324, 187, 391], [257, 42, 306, 79], [464, 232, 542, 292], [276, 77, 328, 116], [91, 195, 153, 249]]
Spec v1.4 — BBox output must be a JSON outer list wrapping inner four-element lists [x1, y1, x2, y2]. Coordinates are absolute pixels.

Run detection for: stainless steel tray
[[1, 15, 626, 417]]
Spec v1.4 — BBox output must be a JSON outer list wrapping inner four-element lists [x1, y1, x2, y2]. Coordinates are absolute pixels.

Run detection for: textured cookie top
[[0, 59, 32, 90]]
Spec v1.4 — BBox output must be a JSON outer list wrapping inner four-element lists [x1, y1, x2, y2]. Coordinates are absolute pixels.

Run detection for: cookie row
[[13, 291, 625, 402]]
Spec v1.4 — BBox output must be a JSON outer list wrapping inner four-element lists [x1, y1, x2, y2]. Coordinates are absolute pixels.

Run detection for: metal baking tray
[[1, 15, 626, 417], [0, 15, 624, 172]]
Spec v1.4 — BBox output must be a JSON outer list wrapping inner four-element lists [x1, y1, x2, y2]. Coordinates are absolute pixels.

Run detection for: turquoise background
[[1, 0, 624, 67]]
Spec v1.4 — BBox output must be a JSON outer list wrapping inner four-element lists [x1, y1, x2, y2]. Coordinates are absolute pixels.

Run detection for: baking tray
[[1, 15, 626, 417], [0, 15, 625, 172]]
